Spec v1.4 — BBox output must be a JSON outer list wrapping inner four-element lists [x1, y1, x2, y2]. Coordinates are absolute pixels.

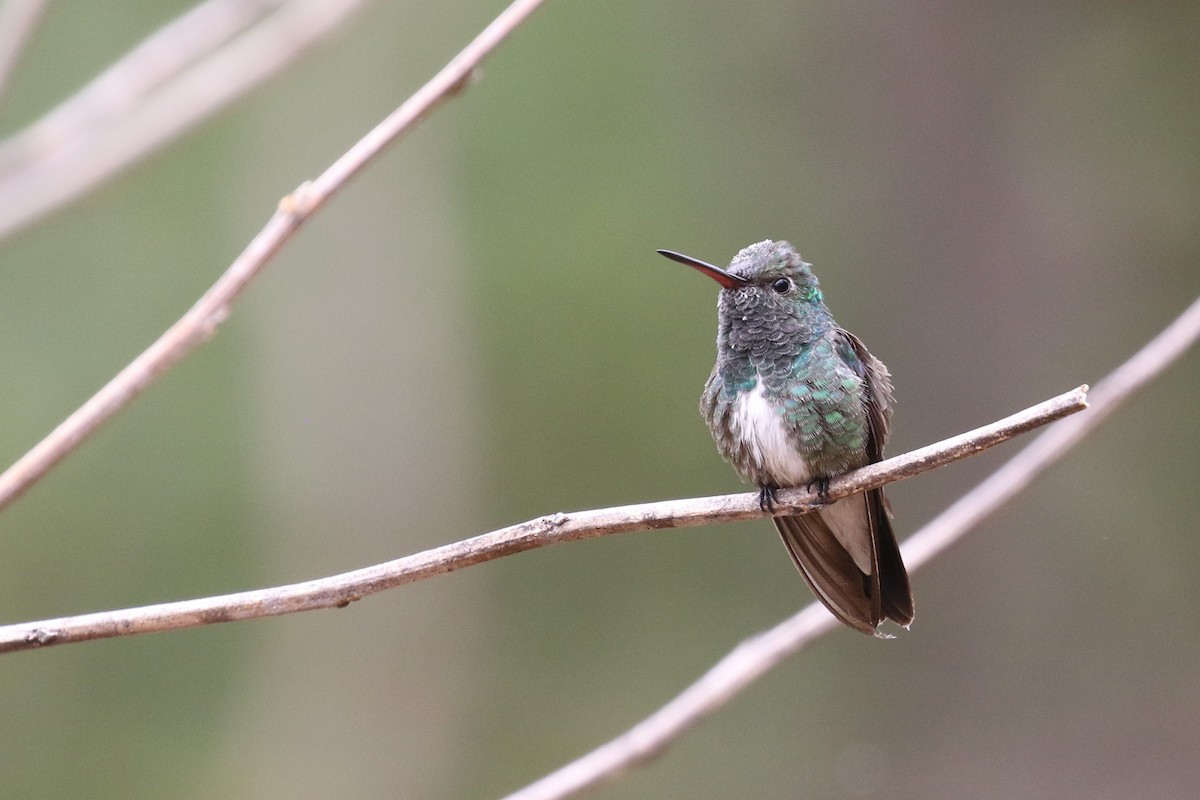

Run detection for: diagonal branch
[[0, 0, 550, 512], [0, 385, 1087, 655], [0, 0, 370, 239], [497, 294, 1200, 800]]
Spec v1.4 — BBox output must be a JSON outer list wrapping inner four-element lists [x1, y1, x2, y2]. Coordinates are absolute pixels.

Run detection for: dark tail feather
[[773, 488, 913, 634], [868, 487, 914, 627]]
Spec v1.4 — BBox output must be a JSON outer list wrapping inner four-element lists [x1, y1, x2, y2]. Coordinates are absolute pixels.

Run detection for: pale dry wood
[[0, 0, 550, 511], [0, 0, 369, 238], [0, 386, 1087, 654]]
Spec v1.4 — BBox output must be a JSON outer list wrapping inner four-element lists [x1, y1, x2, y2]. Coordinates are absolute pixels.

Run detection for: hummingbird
[[659, 240, 913, 635]]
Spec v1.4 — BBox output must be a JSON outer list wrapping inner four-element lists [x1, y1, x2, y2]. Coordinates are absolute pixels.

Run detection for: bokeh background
[[1, 1, 1198, 798]]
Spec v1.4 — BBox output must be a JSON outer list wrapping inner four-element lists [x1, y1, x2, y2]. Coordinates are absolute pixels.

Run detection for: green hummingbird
[[659, 240, 913, 634]]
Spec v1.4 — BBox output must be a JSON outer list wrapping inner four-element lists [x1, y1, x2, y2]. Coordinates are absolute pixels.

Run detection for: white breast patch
[[729, 382, 813, 485]]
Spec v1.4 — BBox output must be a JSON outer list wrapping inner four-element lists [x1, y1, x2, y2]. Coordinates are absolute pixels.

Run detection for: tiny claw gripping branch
[[758, 484, 779, 513]]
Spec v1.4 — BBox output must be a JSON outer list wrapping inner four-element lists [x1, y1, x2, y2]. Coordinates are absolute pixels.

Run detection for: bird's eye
[[771, 277, 792, 294]]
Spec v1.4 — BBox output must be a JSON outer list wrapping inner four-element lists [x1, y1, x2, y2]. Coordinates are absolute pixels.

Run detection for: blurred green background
[[1, 1, 1198, 798]]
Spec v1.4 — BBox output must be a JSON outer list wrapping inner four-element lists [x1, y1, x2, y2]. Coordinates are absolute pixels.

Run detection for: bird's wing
[[829, 329, 914, 627], [835, 328, 894, 457]]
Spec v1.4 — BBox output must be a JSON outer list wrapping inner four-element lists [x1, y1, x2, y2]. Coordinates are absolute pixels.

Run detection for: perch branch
[[0, 0, 550, 511], [0, 386, 1087, 654], [498, 294, 1200, 800]]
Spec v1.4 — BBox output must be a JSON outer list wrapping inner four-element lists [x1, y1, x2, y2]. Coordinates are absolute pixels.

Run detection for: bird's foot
[[758, 484, 780, 513], [806, 477, 831, 506]]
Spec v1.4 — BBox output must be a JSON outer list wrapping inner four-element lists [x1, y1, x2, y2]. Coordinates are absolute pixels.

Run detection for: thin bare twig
[[0, 0, 550, 511], [0, 0, 287, 149], [0, 0, 370, 239], [499, 295, 1200, 800], [0, 386, 1086, 654], [0, 0, 48, 111]]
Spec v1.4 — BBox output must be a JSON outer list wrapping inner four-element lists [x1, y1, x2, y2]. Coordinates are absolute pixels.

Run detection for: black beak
[[657, 249, 750, 289]]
